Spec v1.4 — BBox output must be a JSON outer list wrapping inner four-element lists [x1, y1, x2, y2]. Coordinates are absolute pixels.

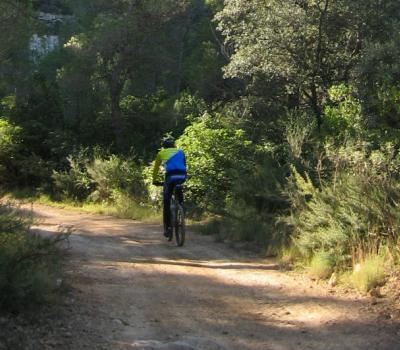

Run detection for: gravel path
[[17, 204, 400, 350]]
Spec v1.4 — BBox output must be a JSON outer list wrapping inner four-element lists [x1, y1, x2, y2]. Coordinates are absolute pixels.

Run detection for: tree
[[352, 1, 400, 129], [215, 0, 365, 129], [356, 34, 400, 129], [76, 0, 193, 150], [0, 0, 32, 89]]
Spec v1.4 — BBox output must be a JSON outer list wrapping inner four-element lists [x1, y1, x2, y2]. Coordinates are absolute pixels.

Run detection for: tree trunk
[[307, 84, 323, 132], [175, 22, 191, 96], [108, 78, 125, 152]]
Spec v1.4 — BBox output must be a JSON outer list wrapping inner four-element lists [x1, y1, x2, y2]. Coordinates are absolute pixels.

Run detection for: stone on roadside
[[112, 318, 123, 326], [369, 287, 383, 298], [328, 272, 337, 287], [354, 264, 361, 273]]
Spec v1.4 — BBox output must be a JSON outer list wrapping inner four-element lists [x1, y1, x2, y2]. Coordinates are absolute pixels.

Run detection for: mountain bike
[[154, 182, 186, 247]]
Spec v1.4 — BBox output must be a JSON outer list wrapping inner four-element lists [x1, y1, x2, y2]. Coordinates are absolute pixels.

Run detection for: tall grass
[[309, 251, 336, 279], [34, 194, 160, 222], [349, 255, 387, 293]]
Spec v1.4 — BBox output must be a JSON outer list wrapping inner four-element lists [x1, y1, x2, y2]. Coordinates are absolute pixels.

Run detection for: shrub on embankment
[[282, 135, 400, 283], [0, 204, 67, 312], [196, 98, 400, 293], [49, 150, 157, 221]]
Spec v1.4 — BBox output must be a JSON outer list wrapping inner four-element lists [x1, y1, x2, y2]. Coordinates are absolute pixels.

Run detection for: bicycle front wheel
[[175, 204, 185, 247]]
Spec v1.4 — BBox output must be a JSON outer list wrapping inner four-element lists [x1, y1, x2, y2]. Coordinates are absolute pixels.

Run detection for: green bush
[[191, 148, 290, 251], [284, 110, 315, 160], [0, 204, 66, 312], [174, 92, 207, 122], [285, 142, 400, 269], [177, 112, 254, 215], [323, 84, 362, 139], [225, 151, 289, 249], [52, 150, 93, 201], [357, 35, 400, 129], [175, 114, 290, 249], [0, 118, 22, 187], [53, 152, 147, 204], [0, 117, 52, 189], [87, 155, 146, 203]]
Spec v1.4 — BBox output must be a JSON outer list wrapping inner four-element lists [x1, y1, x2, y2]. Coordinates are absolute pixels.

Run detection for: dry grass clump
[[350, 256, 386, 293]]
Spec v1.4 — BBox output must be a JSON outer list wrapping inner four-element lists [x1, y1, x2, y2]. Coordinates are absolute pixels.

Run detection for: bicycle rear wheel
[[168, 197, 176, 242], [174, 203, 185, 247]]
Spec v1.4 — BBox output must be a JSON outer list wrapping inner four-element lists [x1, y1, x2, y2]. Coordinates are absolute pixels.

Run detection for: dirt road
[[28, 204, 399, 350]]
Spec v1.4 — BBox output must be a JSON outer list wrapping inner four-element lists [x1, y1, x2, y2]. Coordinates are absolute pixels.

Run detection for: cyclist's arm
[[152, 152, 162, 183]]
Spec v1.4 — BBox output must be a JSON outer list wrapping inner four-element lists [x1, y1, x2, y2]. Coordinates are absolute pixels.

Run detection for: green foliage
[[0, 118, 22, 186], [356, 31, 400, 128], [216, 0, 366, 124], [1, 91, 55, 188], [0, 118, 21, 158], [204, 0, 224, 12], [174, 92, 207, 122], [190, 138, 290, 251], [284, 111, 315, 160], [53, 152, 147, 204], [323, 85, 362, 139], [177, 112, 254, 214], [49, 148, 158, 220], [0, 204, 66, 312], [0, 0, 399, 282], [285, 142, 400, 268], [52, 151, 93, 201], [87, 155, 146, 203], [183, 41, 222, 97], [119, 90, 179, 152], [222, 150, 290, 249], [0, 0, 32, 68], [371, 84, 400, 130]]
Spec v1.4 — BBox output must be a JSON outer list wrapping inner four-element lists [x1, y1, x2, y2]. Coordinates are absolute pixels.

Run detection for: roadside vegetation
[[1, 0, 400, 296], [0, 203, 67, 312]]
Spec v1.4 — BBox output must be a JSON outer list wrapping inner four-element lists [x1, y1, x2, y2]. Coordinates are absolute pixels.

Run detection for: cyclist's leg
[[163, 181, 172, 233], [163, 180, 175, 232], [176, 180, 184, 205]]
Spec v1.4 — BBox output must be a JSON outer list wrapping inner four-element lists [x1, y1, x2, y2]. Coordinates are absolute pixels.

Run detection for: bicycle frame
[[155, 181, 186, 246]]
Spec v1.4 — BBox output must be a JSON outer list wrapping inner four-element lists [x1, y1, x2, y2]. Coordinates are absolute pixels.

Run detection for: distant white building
[[29, 12, 72, 61], [37, 11, 72, 24], [30, 34, 59, 58]]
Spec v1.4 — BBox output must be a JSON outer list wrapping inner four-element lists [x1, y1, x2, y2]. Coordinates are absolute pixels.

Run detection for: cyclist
[[152, 137, 187, 238]]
